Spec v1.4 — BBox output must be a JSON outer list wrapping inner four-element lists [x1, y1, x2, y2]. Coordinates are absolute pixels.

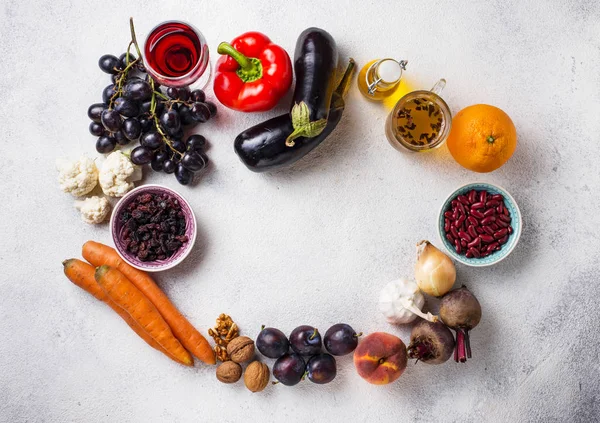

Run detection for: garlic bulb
[[379, 278, 437, 324]]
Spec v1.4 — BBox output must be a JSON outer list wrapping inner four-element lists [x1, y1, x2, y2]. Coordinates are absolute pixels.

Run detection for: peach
[[353, 332, 408, 385]]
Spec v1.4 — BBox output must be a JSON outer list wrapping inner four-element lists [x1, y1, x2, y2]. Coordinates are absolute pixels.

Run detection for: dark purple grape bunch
[[87, 51, 218, 185], [256, 323, 360, 386]]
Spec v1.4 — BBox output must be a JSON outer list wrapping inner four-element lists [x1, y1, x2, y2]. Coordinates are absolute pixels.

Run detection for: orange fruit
[[446, 104, 517, 173]]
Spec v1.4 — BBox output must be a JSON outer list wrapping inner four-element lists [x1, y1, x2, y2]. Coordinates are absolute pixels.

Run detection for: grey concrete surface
[[1, 0, 599, 422]]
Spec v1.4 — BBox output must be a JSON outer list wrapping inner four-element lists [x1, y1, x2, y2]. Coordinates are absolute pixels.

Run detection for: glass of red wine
[[143, 21, 210, 88]]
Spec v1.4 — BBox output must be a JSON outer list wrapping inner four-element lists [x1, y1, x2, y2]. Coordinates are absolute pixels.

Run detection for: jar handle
[[430, 78, 446, 95]]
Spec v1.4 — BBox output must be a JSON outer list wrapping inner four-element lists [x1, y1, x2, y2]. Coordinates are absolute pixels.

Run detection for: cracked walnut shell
[[216, 361, 242, 384], [227, 336, 255, 363], [244, 361, 270, 393]]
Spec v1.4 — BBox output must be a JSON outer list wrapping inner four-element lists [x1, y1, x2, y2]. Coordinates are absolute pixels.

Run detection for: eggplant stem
[[331, 58, 356, 110]]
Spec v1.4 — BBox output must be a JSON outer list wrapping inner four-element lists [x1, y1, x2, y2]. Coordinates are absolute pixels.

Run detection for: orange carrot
[[83, 241, 215, 365], [63, 259, 190, 366], [94, 265, 193, 366]]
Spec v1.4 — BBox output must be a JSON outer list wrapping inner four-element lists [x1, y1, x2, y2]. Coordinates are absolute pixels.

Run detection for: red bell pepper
[[214, 32, 293, 112]]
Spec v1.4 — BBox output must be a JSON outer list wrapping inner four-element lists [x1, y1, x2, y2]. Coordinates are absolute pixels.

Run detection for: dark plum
[[101, 109, 122, 132], [306, 353, 336, 384], [130, 146, 153, 165], [175, 163, 193, 185], [256, 327, 289, 359], [98, 54, 121, 74], [96, 135, 116, 154], [324, 323, 361, 356], [88, 103, 107, 123], [290, 325, 322, 356], [273, 353, 306, 386]]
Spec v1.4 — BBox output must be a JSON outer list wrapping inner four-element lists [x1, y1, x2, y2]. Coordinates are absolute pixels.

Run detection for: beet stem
[[465, 330, 472, 359], [455, 329, 467, 363]]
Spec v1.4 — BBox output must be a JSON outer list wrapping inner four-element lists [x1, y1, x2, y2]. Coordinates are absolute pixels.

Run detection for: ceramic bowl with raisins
[[437, 182, 522, 267], [110, 184, 197, 272]]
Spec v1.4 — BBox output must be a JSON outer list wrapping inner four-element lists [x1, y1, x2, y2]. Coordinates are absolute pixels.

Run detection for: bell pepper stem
[[217, 42, 263, 83]]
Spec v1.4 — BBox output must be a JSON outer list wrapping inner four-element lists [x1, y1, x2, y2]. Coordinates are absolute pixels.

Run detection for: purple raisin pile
[[119, 192, 188, 262]]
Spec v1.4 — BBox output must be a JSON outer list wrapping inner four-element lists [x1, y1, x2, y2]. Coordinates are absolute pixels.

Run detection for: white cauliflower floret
[[56, 157, 98, 197], [99, 152, 142, 197], [74, 196, 111, 224]]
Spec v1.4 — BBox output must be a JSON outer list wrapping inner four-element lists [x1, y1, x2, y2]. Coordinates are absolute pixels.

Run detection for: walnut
[[216, 361, 242, 384], [244, 361, 270, 393], [227, 336, 255, 363], [208, 314, 240, 362]]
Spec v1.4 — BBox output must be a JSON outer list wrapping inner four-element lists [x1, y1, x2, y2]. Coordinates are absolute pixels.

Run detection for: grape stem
[[129, 17, 143, 59], [148, 78, 182, 158]]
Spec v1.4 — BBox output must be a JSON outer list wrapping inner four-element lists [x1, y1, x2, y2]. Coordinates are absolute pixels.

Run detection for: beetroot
[[407, 320, 455, 364], [439, 286, 481, 363]]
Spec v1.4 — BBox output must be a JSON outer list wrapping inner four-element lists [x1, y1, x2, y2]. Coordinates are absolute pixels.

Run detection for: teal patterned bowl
[[437, 182, 522, 267]]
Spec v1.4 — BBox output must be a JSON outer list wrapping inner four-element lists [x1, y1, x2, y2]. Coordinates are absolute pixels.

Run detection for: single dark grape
[[98, 54, 121, 74], [172, 140, 187, 153], [140, 131, 164, 150], [166, 87, 179, 99], [273, 354, 306, 386], [162, 159, 176, 174], [102, 84, 117, 104], [324, 324, 360, 356], [190, 102, 211, 123], [290, 325, 322, 356], [177, 87, 191, 101], [123, 80, 152, 101], [88, 103, 107, 123], [118, 52, 136, 69], [181, 151, 208, 172], [306, 354, 336, 384], [186, 134, 206, 151], [136, 62, 146, 72], [122, 118, 142, 140], [114, 97, 140, 118], [171, 128, 184, 140], [130, 146, 153, 165], [175, 163, 193, 185], [154, 149, 169, 163], [150, 157, 163, 171], [139, 116, 153, 132], [205, 101, 218, 117], [256, 327, 289, 359], [190, 89, 206, 103], [101, 109, 122, 132], [179, 105, 194, 126], [96, 135, 116, 154], [89, 121, 104, 136], [113, 130, 129, 145], [160, 109, 181, 132], [111, 74, 119, 84]]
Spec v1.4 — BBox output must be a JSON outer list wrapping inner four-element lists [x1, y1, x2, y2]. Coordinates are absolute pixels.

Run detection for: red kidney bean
[[446, 233, 455, 243], [450, 226, 459, 239], [498, 235, 509, 244], [451, 200, 459, 208], [471, 210, 485, 219], [487, 242, 499, 252], [467, 216, 478, 227], [468, 225, 478, 238], [468, 190, 477, 204], [494, 228, 508, 239], [454, 239, 462, 254], [498, 214, 511, 223], [490, 223, 499, 230], [497, 219, 509, 228], [457, 195, 470, 205], [455, 215, 466, 228], [458, 231, 472, 242], [461, 239, 467, 248], [457, 202, 466, 215], [468, 247, 481, 258], [444, 218, 451, 232], [492, 194, 504, 201], [496, 204, 503, 214], [508, 226, 514, 234], [476, 226, 484, 234], [483, 226, 494, 235], [480, 234, 495, 243], [465, 250, 473, 258], [444, 211, 453, 219], [486, 200, 500, 208], [471, 202, 485, 209], [503, 207, 509, 216], [479, 191, 487, 203], [481, 250, 491, 257], [467, 237, 481, 248], [481, 216, 496, 225], [483, 208, 495, 217]]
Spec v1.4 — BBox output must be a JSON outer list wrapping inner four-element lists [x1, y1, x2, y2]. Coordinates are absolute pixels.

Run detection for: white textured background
[[1, 0, 599, 422]]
